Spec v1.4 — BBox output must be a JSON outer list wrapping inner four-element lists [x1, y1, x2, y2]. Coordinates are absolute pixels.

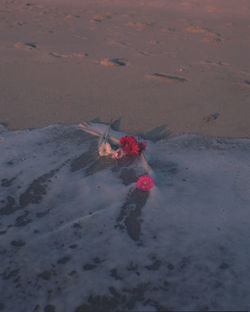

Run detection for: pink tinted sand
[[0, 0, 250, 138]]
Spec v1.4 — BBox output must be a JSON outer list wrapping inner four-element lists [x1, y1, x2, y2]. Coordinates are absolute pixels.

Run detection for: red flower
[[136, 175, 154, 191], [138, 141, 147, 153], [120, 136, 140, 156], [120, 136, 147, 156]]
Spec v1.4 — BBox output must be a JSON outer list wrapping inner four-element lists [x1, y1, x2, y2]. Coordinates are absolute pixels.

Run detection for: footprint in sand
[[107, 39, 131, 48], [98, 58, 129, 67], [200, 60, 230, 67], [160, 27, 177, 33], [127, 21, 154, 31], [90, 14, 112, 23], [185, 25, 224, 44], [203, 113, 220, 122], [14, 42, 37, 50], [49, 51, 88, 59], [185, 25, 217, 36], [201, 37, 225, 45], [237, 80, 250, 88], [146, 73, 187, 83], [90, 15, 105, 23], [65, 14, 81, 20]]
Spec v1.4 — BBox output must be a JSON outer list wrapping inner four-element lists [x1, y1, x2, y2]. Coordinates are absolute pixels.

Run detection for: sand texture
[[1, 1, 250, 311], [0, 0, 250, 137], [0, 124, 250, 311]]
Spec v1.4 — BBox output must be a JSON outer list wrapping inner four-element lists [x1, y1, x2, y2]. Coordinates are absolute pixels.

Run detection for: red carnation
[[120, 136, 140, 156], [138, 141, 147, 153], [136, 175, 154, 192]]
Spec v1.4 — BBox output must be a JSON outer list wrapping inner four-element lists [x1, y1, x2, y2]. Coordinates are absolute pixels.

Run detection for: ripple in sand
[[238, 80, 250, 88], [99, 58, 129, 67], [90, 15, 105, 23], [146, 73, 187, 83], [90, 14, 112, 23], [201, 37, 225, 45], [185, 25, 218, 36], [49, 51, 87, 59], [185, 25, 224, 44], [14, 42, 37, 50], [127, 21, 154, 31]]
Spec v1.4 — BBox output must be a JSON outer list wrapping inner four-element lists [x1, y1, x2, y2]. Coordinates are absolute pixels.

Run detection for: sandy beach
[[1, 1, 250, 311], [0, 0, 250, 138]]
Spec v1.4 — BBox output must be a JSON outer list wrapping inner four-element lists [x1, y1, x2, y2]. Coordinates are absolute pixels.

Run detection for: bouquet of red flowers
[[120, 136, 146, 156], [79, 122, 154, 191]]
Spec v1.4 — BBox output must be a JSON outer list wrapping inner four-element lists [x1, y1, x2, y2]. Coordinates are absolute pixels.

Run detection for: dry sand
[[0, 0, 250, 138]]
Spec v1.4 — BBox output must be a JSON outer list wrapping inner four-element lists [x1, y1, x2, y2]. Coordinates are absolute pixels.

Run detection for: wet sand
[[1, 124, 250, 311], [0, 0, 250, 138]]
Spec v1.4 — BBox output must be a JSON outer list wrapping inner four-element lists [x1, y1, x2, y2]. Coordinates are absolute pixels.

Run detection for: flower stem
[[141, 151, 152, 175], [79, 122, 120, 145]]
